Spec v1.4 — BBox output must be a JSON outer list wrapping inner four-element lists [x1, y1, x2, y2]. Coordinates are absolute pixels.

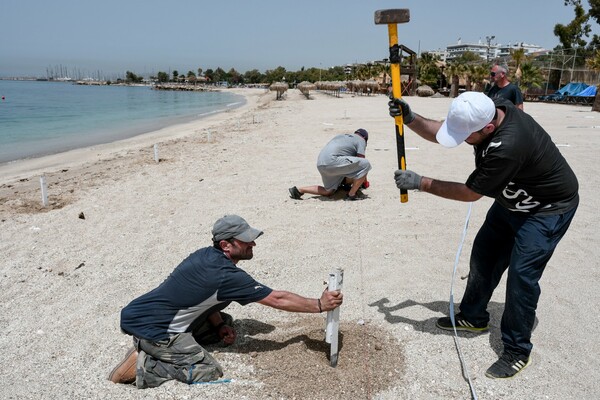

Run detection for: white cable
[[449, 202, 478, 400]]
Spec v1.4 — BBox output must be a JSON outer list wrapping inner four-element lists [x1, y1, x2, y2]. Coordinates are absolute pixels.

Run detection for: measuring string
[[356, 206, 374, 398], [448, 202, 478, 400]]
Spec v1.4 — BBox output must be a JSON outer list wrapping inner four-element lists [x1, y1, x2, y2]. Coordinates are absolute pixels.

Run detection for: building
[[436, 38, 545, 62], [445, 38, 497, 61], [428, 49, 448, 62], [497, 42, 545, 58]]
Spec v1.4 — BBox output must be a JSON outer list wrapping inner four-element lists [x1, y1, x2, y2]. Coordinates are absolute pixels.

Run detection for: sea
[[0, 80, 245, 164]]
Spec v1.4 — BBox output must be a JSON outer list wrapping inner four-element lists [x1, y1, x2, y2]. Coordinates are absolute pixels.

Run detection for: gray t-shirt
[[317, 133, 366, 166]]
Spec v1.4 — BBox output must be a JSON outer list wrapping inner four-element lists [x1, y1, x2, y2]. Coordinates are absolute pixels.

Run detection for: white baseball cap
[[436, 92, 496, 148]]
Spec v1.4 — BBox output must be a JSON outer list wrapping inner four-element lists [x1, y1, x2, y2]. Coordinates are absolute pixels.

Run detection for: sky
[[1, 0, 597, 78]]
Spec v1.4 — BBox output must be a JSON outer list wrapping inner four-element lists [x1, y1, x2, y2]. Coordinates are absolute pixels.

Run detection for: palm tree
[[510, 48, 527, 86], [464, 65, 475, 91], [585, 50, 600, 111], [445, 61, 465, 97], [355, 64, 370, 80], [468, 64, 489, 92], [372, 63, 388, 86], [418, 52, 442, 88], [187, 71, 196, 85], [510, 48, 526, 69], [518, 63, 544, 96]]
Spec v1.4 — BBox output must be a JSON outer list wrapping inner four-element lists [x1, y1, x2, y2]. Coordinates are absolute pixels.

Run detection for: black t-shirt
[[466, 99, 579, 214], [487, 83, 524, 106]]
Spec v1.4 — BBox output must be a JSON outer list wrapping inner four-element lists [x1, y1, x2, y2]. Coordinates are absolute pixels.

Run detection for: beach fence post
[[40, 176, 49, 207], [325, 268, 344, 367], [153, 144, 160, 163]]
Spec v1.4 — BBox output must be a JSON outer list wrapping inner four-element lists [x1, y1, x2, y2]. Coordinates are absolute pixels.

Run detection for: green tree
[[243, 69, 265, 84], [518, 63, 544, 95], [586, 0, 600, 52], [554, 0, 591, 49], [157, 71, 169, 83], [510, 48, 527, 71], [418, 52, 442, 88], [444, 52, 480, 96], [172, 70, 179, 82], [212, 67, 227, 84], [466, 64, 489, 92], [227, 68, 243, 85], [264, 66, 287, 83], [204, 69, 214, 82], [125, 70, 143, 83], [445, 61, 466, 98], [586, 49, 600, 69], [585, 49, 600, 110], [509, 48, 527, 86], [371, 63, 388, 85]]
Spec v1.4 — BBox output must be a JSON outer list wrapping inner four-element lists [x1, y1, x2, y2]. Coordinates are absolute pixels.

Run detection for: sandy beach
[[0, 88, 598, 399]]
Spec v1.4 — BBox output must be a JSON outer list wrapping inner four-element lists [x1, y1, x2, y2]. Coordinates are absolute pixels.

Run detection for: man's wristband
[[317, 298, 322, 313]]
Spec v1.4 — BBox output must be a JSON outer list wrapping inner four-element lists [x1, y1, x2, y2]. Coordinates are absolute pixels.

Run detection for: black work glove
[[388, 97, 415, 124], [394, 169, 422, 190]]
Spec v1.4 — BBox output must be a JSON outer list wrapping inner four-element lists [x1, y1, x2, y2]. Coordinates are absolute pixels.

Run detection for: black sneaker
[[435, 314, 489, 332], [288, 186, 303, 200], [485, 352, 532, 379]]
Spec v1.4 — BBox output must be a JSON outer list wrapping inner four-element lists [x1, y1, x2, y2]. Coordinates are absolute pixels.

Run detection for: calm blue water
[[0, 80, 244, 163]]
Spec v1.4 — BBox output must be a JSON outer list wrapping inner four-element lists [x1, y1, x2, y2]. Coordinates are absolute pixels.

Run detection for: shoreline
[[0, 88, 266, 183]]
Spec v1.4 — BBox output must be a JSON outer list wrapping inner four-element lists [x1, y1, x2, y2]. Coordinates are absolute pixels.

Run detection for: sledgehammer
[[375, 9, 410, 203]]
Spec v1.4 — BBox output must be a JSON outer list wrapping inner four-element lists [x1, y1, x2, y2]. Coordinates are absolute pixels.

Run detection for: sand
[[0, 88, 598, 399]]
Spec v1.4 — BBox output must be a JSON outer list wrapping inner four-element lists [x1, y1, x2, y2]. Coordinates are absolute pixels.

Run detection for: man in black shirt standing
[[487, 63, 524, 110], [389, 92, 578, 379]]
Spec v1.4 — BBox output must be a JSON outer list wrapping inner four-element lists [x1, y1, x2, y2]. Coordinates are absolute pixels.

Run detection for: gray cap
[[212, 215, 263, 242]]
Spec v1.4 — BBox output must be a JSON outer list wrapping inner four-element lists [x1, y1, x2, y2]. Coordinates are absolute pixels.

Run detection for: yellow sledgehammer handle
[[388, 24, 408, 203]]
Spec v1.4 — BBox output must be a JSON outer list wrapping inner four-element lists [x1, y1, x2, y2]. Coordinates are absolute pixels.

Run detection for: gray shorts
[[318, 157, 371, 191]]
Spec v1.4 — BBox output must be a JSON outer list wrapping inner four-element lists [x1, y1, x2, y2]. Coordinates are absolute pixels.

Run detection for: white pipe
[[325, 268, 343, 367], [40, 176, 49, 207]]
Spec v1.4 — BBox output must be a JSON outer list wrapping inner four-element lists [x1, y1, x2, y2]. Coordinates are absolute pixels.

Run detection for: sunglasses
[[490, 71, 502, 77]]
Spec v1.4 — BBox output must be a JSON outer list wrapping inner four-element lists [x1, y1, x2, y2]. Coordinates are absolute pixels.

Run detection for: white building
[[436, 36, 545, 61], [432, 38, 545, 62], [497, 42, 546, 58], [445, 38, 498, 61], [427, 48, 449, 62]]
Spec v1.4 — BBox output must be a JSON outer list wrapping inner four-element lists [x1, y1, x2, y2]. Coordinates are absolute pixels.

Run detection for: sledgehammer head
[[374, 9, 410, 25]]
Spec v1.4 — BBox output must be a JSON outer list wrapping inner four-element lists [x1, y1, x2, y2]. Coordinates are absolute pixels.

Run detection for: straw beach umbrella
[[297, 81, 316, 99], [269, 82, 289, 100], [364, 80, 379, 96], [316, 81, 345, 98]]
